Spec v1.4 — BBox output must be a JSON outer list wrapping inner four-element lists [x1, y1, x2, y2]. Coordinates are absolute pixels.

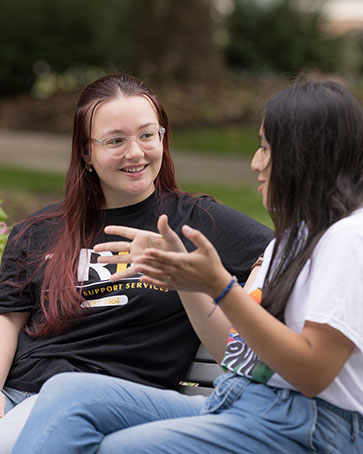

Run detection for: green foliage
[[0, 201, 9, 261], [0, 0, 137, 94], [225, 0, 343, 74]]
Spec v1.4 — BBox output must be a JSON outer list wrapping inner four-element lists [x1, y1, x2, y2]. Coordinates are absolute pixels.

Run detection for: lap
[[13, 372, 205, 454], [98, 374, 363, 454], [0, 391, 38, 454]]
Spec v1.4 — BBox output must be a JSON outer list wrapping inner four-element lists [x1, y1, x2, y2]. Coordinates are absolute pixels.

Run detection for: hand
[[133, 224, 231, 296], [0, 390, 6, 418], [93, 215, 186, 281]]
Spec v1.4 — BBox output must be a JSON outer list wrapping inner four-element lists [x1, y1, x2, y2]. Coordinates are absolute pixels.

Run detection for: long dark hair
[[23, 73, 183, 336], [261, 80, 363, 321]]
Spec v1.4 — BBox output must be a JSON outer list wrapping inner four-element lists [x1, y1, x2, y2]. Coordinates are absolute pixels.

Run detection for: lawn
[[171, 125, 259, 156]]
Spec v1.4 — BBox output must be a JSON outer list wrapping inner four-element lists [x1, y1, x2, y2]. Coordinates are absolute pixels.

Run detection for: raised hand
[[93, 215, 186, 281], [132, 224, 231, 297]]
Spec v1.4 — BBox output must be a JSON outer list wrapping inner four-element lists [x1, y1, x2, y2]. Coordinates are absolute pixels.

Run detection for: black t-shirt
[[0, 192, 272, 392]]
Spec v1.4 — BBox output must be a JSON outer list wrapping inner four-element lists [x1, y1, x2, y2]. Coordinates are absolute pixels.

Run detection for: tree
[[225, 0, 343, 74], [0, 0, 136, 94], [132, 0, 225, 84]]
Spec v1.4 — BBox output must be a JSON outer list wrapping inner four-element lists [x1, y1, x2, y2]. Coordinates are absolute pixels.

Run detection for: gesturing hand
[[93, 215, 186, 281], [132, 224, 231, 297]]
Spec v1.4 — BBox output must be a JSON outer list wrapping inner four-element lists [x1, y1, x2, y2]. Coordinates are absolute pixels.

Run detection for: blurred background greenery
[[1, 0, 363, 229]]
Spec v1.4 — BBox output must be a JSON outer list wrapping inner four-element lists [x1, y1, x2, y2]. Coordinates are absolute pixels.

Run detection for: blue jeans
[[13, 372, 363, 454], [0, 387, 37, 454]]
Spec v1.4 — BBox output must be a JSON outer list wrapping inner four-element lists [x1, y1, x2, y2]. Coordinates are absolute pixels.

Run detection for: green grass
[[0, 167, 64, 193], [181, 183, 273, 229], [171, 125, 259, 156]]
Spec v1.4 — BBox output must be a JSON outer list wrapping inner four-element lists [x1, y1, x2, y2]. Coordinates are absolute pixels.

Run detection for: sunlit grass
[[171, 125, 259, 156], [0, 168, 64, 193], [181, 183, 273, 229]]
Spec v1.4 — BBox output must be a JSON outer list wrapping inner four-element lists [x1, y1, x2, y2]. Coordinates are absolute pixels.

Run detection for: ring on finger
[[126, 242, 131, 254], [165, 275, 172, 284]]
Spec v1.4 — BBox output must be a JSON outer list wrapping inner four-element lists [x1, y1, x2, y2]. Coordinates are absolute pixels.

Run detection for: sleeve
[[193, 197, 274, 284], [0, 222, 35, 313], [303, 225, 363, 352]]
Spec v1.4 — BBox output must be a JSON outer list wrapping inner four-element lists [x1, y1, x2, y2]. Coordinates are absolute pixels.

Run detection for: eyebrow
[[101, 122, 158, 137]]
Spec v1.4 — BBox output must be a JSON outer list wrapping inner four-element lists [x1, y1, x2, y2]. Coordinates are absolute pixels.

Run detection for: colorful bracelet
[[208, 276, 240, 317]]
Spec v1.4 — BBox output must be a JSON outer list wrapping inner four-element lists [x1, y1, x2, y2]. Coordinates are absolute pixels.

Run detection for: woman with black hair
[[13, 80, 363, 453]]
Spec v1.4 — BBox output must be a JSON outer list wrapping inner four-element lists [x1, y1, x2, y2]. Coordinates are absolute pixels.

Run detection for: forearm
[[0, 312, 29, 387], [178, 291, 231, 362], [217, 283, 351, 396], [179, 264, 262, 362]]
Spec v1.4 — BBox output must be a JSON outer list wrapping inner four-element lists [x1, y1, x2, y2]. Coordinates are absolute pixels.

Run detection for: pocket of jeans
[[201, 373, 249, 414]]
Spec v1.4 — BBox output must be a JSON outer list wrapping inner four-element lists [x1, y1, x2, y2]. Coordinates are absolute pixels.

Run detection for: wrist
[[209, 272, 233, 300], [208, 273, 239, 317]]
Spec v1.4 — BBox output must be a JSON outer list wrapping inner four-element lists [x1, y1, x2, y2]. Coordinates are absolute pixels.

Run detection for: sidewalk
[[0, 129, 256, 187]]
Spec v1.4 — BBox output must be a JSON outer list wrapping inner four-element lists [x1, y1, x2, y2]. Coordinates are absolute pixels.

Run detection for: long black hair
[[261, 80, 363, 321]]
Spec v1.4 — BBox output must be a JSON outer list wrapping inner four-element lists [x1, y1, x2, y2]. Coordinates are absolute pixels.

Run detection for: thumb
[[157, 215, 179, 243], [181, 225, 213, 252]]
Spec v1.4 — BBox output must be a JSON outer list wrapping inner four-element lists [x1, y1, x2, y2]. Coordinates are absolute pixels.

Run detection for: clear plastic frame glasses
[[90, 126, 165, 158]]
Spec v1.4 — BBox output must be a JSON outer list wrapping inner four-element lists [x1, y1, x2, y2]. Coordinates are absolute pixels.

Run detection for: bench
[[178, 344, 223, 396]]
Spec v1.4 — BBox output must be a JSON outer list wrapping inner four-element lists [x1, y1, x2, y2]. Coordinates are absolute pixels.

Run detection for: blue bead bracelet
[[208, 276, 242, 317]]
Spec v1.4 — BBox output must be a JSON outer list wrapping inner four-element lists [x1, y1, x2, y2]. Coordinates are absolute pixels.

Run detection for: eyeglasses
[[89, 126, 165, 157]]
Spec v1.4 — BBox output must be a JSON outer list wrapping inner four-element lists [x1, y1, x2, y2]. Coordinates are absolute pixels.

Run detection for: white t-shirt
[[221, 208, 363, 413]]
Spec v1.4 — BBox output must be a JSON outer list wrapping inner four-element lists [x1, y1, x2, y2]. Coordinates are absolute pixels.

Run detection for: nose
[[251, 148, 263, 173], [123, 137, 144, 160]]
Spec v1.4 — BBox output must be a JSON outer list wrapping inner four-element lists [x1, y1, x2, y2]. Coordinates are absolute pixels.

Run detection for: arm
[[132, 225, 354, 396], [0, 311, 29, 417], [180, 261, 263, 363]]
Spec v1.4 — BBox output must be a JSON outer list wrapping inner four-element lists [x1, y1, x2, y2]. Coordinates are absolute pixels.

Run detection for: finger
[[134, 255, 177, 275], [138, 248, 183, 267], [103, 225, 139, 239], [139, 274, 174, 289], [181, 225, 213, 251], [109, 265, 143, 282], [94, 241, 131, 253], [104, 225, 161, 240], [157, 215, 180, 243], [97, 254, 131, 264]]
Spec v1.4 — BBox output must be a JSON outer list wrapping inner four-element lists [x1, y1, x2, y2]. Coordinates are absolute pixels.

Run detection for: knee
[[39, 372, 91, 405]]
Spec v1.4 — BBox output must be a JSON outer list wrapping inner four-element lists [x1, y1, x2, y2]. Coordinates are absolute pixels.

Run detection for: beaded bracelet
[[208, 276, 241, 317]]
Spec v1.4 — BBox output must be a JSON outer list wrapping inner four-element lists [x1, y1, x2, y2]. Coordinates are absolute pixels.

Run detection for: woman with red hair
[[0, 73, 271, 452]]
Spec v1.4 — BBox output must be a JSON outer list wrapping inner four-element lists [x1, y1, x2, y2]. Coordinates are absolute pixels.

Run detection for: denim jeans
[[0, 387, 37, 454], [13, 371, 363, 454]]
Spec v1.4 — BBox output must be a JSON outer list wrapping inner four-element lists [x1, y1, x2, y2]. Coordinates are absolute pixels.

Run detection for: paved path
[[0, 129, 256, 187]]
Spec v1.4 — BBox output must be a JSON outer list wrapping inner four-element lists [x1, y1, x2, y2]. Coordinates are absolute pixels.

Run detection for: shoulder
[[9, 202, 64, 242], [196, 196, 273, 236], [319, 208, 363, 250]]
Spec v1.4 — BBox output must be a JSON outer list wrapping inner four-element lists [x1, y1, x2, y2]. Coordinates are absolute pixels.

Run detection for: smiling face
[[90, 95, 163, 208], [251, 123, 271, 209]]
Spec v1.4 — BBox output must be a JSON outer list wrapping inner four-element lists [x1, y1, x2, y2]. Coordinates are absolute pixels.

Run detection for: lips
[[257, 180, 264, 193], [121, 165, 147, 173]]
